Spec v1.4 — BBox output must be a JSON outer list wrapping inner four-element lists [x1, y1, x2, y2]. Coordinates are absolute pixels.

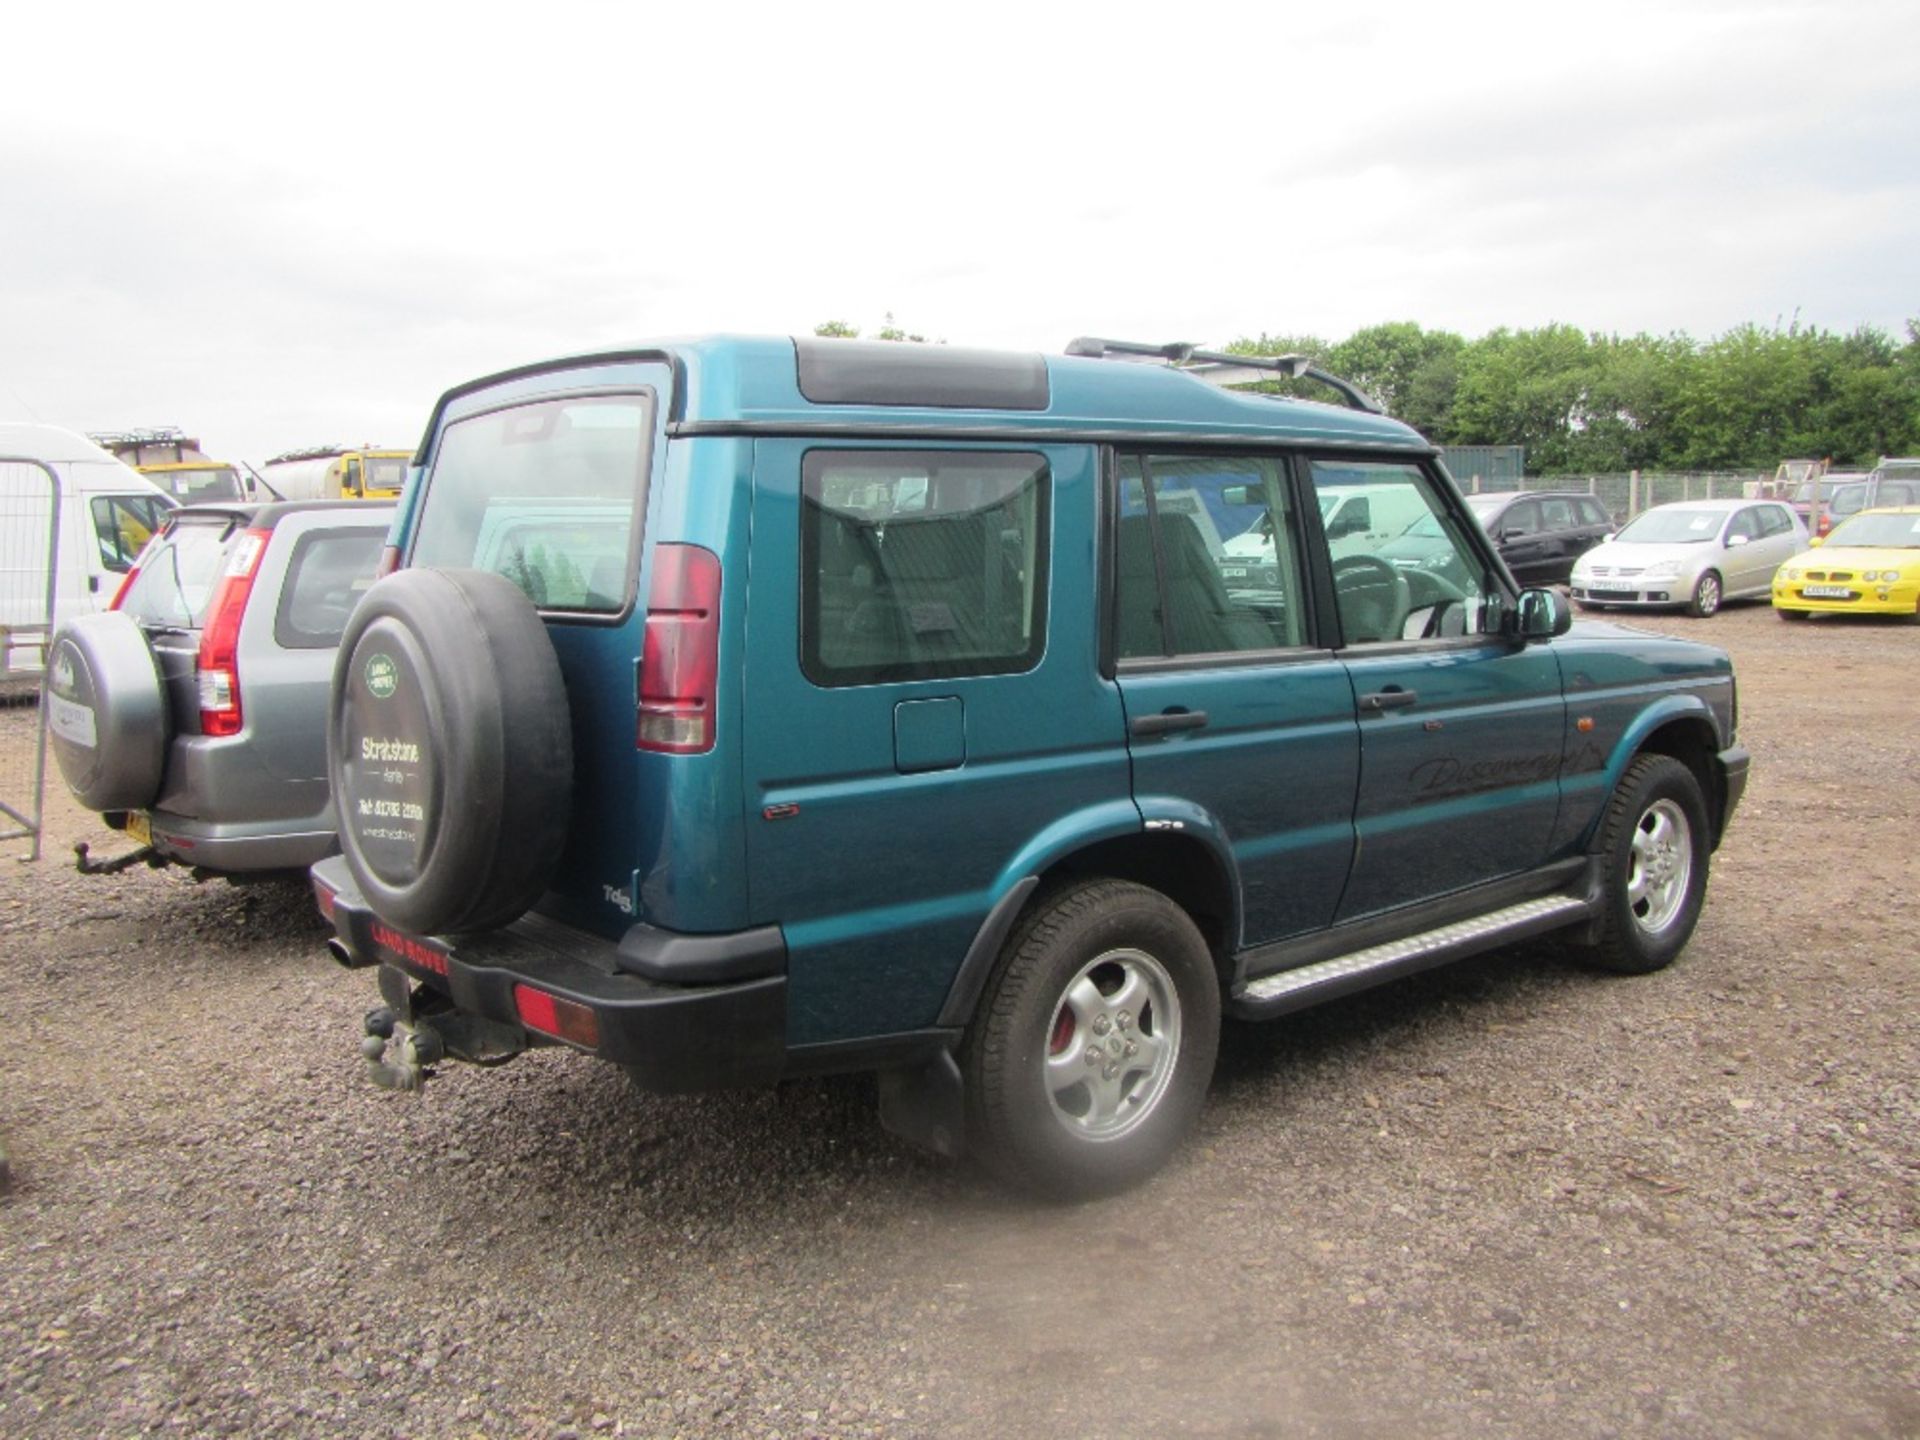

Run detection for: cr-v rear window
[[116, 520, 238, 628], [409, 394, 653, 614]]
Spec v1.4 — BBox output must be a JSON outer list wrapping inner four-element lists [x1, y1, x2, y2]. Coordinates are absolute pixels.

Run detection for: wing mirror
[[1726, 534, 1750, 548], [1511, 587, 1573, 641]]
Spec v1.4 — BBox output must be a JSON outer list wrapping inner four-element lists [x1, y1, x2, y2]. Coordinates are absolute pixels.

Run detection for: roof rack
[[265, 445, 352, 464], [87, 426, 194, 447], [1064, 337, 1384, 415]]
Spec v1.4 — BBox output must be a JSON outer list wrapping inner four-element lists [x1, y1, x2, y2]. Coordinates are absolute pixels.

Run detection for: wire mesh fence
[[0, 456, 59, 860], [1451, 471, 1773, 521]]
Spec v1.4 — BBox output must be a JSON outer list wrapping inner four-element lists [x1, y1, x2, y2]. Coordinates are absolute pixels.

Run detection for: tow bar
[[358, 965, 528, 1092], [362, 1006, 442, 1091], [73, 841, 161, 876]]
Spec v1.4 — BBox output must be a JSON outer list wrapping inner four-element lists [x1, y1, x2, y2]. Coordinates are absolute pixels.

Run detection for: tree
[[813, 321, 860, 338]]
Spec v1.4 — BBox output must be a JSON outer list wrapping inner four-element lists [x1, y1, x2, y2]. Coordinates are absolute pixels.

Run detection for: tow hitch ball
[[362, 1006, 444, 1092]]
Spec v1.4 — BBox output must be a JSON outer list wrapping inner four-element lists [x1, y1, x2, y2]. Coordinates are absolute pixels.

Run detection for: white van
[[0, 424, 178, 675], [1221, 481, 1430, 566]]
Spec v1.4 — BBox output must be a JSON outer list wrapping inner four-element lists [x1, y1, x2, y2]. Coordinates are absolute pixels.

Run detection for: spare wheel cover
[[46, 611, 169, 813], [331, 568, 571, 935]]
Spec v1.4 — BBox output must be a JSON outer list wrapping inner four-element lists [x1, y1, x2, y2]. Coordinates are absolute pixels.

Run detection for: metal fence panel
[[1448, 471, 1772, 521], [0, 456, 59, 860]]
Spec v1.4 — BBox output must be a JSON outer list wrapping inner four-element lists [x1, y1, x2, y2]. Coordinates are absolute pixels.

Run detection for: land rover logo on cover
[[364, 653, 399, 699]]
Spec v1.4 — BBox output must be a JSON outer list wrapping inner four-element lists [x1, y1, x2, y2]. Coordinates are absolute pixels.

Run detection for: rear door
[[407, 369, 670, 935], [741, 439, 1126, 1046], [1111, 451, 1359, 947], [1312, 458, 1566, 922], [245, 512, 388, 792], [1494, 497, 1555, 586]]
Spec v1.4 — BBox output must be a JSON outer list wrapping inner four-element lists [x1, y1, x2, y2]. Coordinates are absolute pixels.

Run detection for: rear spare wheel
[[46, 612, 169, 813], [330, 568, 572, 935]]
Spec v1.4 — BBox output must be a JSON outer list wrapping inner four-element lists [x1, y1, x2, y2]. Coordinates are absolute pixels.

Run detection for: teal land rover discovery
[[312, 335, 1748, 1198]]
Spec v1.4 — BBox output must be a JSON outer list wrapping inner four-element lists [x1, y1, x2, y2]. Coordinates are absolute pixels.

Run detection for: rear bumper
[[146, 810, 336, 872], [310, 857, 787, 1092]]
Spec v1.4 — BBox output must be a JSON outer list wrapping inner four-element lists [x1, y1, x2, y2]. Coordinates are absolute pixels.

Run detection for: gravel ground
[[0, 602, 1914, 1439]]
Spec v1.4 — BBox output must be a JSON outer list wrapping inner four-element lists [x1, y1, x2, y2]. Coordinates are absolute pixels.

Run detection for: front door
[[1309, 458, 1567, 922]]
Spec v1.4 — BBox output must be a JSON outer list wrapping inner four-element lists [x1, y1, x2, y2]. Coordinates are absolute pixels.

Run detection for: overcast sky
[[3, 0, 1916, 463]]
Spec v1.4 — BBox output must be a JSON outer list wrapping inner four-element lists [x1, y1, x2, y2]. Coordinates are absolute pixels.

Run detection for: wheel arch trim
[[933, 797, 1243, 1029]]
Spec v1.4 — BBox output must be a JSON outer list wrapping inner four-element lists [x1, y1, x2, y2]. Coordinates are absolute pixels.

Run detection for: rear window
[[116, 520, 237, 627], [410, 394, 653, 614], [274, 527, 385, 648]]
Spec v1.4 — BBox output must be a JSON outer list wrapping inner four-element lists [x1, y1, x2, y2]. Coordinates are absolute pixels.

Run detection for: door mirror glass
[[1513, 587, 1572, 640]]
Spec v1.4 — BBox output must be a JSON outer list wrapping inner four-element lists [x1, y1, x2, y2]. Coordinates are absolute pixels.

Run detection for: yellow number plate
[[125, 811, 152, 846]]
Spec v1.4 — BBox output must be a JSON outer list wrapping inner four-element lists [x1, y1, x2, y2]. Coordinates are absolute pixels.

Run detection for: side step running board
[[1231, 894, 1594, 1019]]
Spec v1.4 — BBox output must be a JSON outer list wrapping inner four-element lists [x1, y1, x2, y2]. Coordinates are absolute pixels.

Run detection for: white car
[[1570, 498, 1806, 617]]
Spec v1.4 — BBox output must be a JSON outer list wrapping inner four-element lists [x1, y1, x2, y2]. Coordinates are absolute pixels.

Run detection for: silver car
[[1569, 498, 1806, 617], [45, 500, 393, 874]]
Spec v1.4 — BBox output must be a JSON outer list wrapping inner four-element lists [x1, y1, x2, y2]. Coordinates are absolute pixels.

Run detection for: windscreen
[[117, 520, 237, 628], [153, 466, 246, 503], [1615, 508, 1724, 544], [411, 395, 651, 613], [1824, 512, 1920, 548], [361, 455, 409, 494]]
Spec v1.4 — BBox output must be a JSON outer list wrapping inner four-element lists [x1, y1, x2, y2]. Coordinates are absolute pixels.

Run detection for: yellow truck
[[260, 446, 411, 501], [88, 428, 252, 502]]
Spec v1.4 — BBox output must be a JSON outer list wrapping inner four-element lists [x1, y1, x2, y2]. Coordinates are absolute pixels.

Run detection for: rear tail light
[[196, 527, 271, 737], [637, 544, 721, 754], [513, 985, 601, 1048]]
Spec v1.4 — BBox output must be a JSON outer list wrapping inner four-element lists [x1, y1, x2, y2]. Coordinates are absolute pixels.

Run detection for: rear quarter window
[[800, 449, 1050, 686], [275, 527, 386, 648], [410, 394, 653, 615]]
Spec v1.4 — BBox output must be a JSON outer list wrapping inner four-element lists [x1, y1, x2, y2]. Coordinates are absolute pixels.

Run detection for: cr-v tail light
[[196, 527, 271, 737], [637, 544, 721, 754]]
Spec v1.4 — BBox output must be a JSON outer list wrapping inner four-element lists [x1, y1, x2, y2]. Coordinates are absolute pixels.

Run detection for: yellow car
[[1773, 506, 1920, 620]]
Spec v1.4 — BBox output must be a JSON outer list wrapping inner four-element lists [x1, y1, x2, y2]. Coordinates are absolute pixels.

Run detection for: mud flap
[[877, 1049, 966, 1158]]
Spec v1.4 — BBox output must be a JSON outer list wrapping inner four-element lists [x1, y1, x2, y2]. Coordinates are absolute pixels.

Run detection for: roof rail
[[1063, 336, 1384, 415]]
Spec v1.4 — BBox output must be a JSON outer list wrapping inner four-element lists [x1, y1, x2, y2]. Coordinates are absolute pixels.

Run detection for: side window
[[1307, 460, 1492, 645], [1114, 453, 1306, 660], [1502, 500, 1540, 537], [1539, 497, 1577, 531], [89, 495, 162, 572], [800, 450, 1049, 686], [275, 528, 386, 648], [1726, 508, 1758, 542], [1758, 505, 1791, 538], [1579, 497, 1611, 527]]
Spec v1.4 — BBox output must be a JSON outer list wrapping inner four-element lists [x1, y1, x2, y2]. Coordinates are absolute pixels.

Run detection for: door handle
[[1130, 709, 1210, 737], [1358, 688, 1418, 712]]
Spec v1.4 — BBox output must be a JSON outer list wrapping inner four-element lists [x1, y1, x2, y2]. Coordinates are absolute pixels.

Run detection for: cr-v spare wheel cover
[[46, 611, 169, 813], [330, 567, 572, 935]]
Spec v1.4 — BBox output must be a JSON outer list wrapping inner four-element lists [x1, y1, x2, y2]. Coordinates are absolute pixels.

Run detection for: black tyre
[[1687, 570, 1723, 618], [330, 568, 572, 935], [45, 612, 168, 813], [962, 880, 1220, 1200], [1577, 754, 1711, 975]]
